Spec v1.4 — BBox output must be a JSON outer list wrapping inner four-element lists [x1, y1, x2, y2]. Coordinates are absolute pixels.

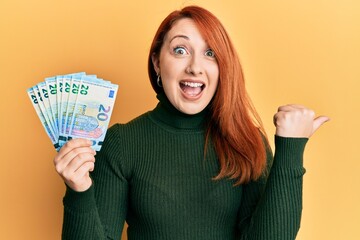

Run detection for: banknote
[[37, 81, 58, 137], [66, 76, 118, 151], [45, 76, 59, 130], [58, 72, 86, 138], [63, 74, 99, 139], [27, 87, 59, 149], [58, 74, 96, 147], [27, 72, 118, 151]]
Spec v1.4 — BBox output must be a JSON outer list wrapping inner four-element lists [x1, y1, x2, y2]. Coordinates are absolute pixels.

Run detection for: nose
[[186, 55, 203, 75]]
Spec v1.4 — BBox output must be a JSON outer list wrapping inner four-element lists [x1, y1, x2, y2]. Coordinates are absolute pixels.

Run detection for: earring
[[157, 74, 162, 87]]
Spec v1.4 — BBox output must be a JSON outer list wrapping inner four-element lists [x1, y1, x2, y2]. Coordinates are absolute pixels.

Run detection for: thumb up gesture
[[274, 104, 330, 138]]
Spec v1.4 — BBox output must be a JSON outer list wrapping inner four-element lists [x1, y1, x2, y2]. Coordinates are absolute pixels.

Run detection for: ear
[[151, 53, 160, 74]]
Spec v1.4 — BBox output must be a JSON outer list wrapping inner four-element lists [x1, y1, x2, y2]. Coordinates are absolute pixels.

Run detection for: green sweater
[[62, 93, 307, 240]]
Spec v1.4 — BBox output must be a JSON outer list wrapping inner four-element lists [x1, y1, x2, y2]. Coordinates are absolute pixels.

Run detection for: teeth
[[183, 82, 203, 88]]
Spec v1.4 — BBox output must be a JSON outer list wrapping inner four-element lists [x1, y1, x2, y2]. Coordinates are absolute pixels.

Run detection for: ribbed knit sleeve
[[62, 124, 129, 240], [237, 136, 308, 240]]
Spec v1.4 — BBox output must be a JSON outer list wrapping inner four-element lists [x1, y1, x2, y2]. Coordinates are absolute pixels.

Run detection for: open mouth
[[179, 81, 205, 97]]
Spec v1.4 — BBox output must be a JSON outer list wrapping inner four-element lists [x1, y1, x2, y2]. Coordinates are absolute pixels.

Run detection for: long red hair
[[148, 5, 269, 185]]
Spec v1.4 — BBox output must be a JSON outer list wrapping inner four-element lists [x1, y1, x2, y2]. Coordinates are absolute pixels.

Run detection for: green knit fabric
[[62, 93, 307, 240]]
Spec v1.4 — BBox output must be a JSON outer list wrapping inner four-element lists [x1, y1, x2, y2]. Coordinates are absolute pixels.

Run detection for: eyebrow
[[169, 35, 189, 43]]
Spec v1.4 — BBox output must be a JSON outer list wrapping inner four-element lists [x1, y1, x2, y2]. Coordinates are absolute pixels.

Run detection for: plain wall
[[0, 0, 359, 239]]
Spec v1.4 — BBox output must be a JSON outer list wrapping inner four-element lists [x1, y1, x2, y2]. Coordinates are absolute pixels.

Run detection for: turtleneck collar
[[148, 92, 210, 131]]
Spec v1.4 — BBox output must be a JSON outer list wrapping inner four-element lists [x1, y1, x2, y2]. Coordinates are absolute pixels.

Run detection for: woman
[[54, 5, 329, 240]]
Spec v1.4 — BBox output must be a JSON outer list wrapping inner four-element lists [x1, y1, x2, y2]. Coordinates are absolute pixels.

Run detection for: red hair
[[148, 6, 268, 185]]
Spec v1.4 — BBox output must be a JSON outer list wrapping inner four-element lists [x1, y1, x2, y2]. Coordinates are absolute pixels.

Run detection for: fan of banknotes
[[27, 72, 118, 151]]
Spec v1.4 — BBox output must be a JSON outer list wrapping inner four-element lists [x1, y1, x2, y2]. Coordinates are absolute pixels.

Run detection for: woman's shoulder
[[97, 112, 154, 177], [105, 111, 154, 141]]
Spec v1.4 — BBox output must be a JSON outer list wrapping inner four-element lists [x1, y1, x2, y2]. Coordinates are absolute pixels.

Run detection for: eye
[[173, 46, 188, 55], [205, 49, 215, 58]]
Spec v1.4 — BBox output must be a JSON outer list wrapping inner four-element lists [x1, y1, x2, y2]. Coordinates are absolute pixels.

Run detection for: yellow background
[[0, 0, 359, 239]]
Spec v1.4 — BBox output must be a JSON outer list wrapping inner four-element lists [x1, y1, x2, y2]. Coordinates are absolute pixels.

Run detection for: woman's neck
[[148, 92, 210, 131]]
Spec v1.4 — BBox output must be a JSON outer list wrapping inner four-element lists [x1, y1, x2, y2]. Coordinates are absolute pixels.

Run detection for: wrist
[[273, 135, 308, 169], [66, 177, 93, 192], [63, 182, 96, 212]]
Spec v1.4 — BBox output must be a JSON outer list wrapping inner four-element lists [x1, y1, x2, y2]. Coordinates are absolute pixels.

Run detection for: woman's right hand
[[54, 138, 96, 192]]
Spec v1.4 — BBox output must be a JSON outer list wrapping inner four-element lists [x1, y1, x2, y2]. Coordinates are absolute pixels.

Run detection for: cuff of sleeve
[[273, 135, 308, 169], [63, 184, 97, 213]]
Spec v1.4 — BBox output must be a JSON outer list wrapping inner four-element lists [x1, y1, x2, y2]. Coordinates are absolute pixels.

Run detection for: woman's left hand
[[273, 104, 330, 138]]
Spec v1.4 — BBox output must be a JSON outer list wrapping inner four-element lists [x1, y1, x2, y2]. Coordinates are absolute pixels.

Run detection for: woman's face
[[152, 18, 219, 115]]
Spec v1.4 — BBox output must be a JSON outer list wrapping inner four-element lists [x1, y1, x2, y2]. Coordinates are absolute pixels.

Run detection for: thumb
[[312, 115, 330, 135]]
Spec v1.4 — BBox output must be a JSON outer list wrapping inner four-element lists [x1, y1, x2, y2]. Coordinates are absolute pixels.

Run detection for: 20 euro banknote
[[27, 73, 118, 151]]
